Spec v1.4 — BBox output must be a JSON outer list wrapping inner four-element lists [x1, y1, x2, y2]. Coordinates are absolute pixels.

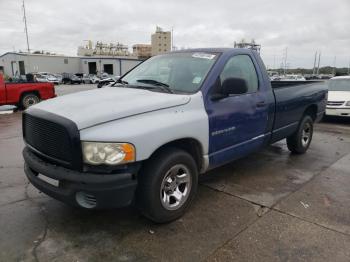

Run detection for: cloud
[[0, 0, 349, 67]]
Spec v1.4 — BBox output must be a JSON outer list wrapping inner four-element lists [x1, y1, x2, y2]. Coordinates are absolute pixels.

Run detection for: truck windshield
[[121, 52, 218, 93], [328, 79, 350, 91]]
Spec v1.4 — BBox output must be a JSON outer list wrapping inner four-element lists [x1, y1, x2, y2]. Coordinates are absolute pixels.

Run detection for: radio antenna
[[22, 0, 30, 53]]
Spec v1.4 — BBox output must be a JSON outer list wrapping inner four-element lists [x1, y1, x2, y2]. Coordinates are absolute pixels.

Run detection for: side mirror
[[222, 77, 248, 96]]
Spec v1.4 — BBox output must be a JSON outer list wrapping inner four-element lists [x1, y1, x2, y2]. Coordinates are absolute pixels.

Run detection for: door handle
[[256, 101, 266, 108]]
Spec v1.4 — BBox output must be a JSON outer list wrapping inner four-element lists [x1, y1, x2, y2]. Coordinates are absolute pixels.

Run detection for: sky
[[0, 0, 349, 69]]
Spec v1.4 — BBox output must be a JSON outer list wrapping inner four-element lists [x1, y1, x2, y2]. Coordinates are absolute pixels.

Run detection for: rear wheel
[[20, 93, 40, 109], [136, 148, 198, 223], [287, 115, 313, 154]]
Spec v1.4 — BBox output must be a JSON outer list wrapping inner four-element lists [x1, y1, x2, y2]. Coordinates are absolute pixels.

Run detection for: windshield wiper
[[136, 79, 174, 94], [111, 79, 128, 87]]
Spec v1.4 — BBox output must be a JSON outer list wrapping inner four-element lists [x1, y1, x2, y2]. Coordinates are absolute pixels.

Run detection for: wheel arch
[[19, 90, 41, 107], [303, 104, 317, 121], [19, 90, 41, 101], [148, 138, 205, 173]]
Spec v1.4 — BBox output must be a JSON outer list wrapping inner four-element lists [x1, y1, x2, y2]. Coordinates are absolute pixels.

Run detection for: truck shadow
[[322, 116, 350, 125]]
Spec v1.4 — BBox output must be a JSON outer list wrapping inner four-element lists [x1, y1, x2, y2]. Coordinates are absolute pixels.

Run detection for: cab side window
[[220, 55, 258, 93]]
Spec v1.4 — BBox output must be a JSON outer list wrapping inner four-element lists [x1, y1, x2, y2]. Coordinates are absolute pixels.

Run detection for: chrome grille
[[327, 101, 345, 106]]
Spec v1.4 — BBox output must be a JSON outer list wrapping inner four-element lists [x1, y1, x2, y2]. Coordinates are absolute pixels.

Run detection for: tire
[[20, 93, 40, 109], [136, 148, 198, 223], [287, 115, 314, 154]]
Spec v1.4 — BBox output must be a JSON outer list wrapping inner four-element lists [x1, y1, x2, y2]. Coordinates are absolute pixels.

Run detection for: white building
[[0, 52, 142, 77]]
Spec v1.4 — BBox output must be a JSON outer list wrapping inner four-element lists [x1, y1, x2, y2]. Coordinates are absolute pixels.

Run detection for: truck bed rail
[[271, 80, 324, 88]]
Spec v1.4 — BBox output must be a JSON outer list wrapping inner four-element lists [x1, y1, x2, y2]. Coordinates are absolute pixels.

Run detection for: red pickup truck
[[0, 74, 56, 109]]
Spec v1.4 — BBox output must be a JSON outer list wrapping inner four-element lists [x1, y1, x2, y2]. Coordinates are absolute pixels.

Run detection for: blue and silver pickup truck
[[22, 48, 327, 222]]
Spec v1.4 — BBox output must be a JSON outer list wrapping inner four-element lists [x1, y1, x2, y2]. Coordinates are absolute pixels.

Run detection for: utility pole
[[333, 56, 337, 76], [22, 0, 30, 54], [316, 51, 321, 75], [283, 47, 288, 75], [312, 51, 317, 75]]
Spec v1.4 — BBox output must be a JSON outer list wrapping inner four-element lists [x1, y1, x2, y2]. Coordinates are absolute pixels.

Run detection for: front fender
[[79, 92, 209, 162]]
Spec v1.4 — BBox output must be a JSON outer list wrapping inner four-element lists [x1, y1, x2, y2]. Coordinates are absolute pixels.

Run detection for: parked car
[[53, 73, 63, 84], [62, 73, 82, 84], [97, 76, 119, 88], [22, 48, 327, 223], [99, 72, 110, 79], [0, 73, 55, 109], [89, 74, 100, 84], [32, 73, 49, 83], [46, 74, 60, 85], [325, 76, 350, 117], [279, 74, 306, 81], [37, 72, 59, 85], [74, 73, 91, 84]]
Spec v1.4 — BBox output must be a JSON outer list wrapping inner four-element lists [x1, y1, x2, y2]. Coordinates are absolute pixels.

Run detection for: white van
[[326, 76, 350, 117]]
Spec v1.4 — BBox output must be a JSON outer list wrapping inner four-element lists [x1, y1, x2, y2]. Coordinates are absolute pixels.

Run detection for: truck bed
[[270, 80, 327, 142]]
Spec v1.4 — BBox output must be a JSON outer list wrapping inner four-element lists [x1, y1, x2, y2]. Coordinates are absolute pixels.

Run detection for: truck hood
[[328, 91, 350, 102], [30, 87, 191, 129]]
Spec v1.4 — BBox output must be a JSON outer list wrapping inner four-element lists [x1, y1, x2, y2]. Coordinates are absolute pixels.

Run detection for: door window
[[220, 55, 258, 93]]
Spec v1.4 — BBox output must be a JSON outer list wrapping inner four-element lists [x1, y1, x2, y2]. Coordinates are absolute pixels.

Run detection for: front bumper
[[23, 147, 137, 209], [326, 108, 350, 117]]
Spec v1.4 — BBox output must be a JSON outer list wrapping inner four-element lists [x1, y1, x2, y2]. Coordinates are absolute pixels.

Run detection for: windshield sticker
[[192, 76, 202, 84], [192, 53, 216, 60]]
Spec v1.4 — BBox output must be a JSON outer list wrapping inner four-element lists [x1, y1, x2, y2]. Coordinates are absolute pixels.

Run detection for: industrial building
[[132, 44, 152, 59], [0, 52, 142, 77], [80, 56, 142, 75], [77, 40, 130, 57], [0, 27, 173, 78]]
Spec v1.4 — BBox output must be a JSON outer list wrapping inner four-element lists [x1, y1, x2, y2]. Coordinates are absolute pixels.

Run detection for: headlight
[[346, 101, 350, 106], [82, 142, 135, 165]]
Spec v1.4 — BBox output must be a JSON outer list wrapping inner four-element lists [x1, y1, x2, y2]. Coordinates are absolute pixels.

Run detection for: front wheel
[[136, 148, 198, 223], [20, 93, 40, 109], [287, 115, 314, 154]]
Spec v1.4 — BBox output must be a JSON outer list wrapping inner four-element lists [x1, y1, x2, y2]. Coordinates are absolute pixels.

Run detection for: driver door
[[208, 54, 269, 167]]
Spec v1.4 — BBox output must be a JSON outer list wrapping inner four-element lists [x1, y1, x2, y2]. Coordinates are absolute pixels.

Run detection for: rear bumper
[[326, 108, 350, 117], [23, 147, 137, 209]]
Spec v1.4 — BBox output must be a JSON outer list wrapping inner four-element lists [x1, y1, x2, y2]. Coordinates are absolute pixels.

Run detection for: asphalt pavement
[[0, 84, 350, 261]]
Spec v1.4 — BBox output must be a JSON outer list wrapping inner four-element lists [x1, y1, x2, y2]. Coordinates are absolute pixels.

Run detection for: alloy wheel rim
[[301, 122, 311, 147], [160, 164, 192, 211], [25, 96, 37, 107]]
